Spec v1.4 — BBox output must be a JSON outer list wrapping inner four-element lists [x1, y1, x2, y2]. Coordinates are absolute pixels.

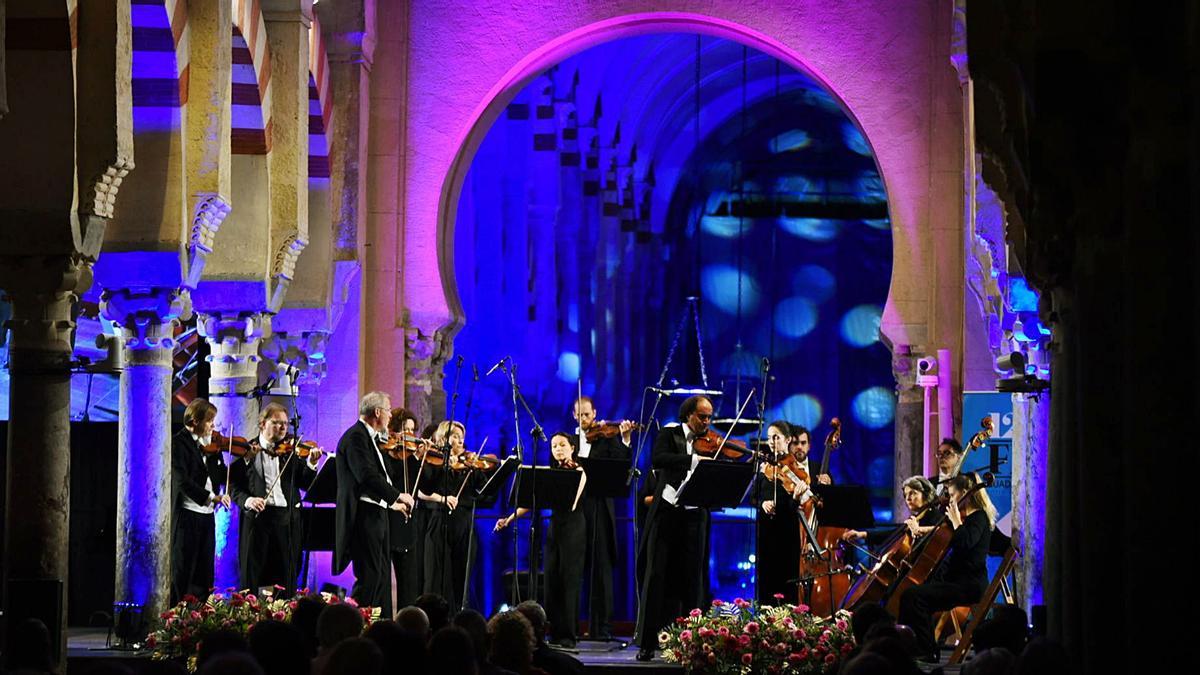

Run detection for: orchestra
[[166, 370, 1000, 660]]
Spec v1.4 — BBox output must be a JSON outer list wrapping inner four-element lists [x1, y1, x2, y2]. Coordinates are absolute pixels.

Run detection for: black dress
[[421, 461, 485, 609], [386, 452, 423, 607], [545, 461, 587, 644], [578, 434, 628, 637], [754, 471, 803, 605], [898, 509, 991, 655]]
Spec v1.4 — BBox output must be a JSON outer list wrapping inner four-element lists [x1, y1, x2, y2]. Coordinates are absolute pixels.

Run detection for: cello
[[883, 472, 995, 616], [797, 418, 852, 617]]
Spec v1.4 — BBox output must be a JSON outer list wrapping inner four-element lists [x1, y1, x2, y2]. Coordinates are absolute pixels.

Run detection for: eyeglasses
[[936, 450, 958, 459]]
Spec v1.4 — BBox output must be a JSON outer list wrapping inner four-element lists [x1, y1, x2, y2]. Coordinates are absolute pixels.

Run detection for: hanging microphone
[[485, 356, 510, 377]]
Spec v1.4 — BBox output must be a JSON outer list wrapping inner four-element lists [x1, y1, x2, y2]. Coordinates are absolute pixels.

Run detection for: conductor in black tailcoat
[[635, 395, 715, 661], [229, 402, 321, 596], [171, 398, 230, 602], [572, 395, 633, 641], [333, 392, 413, 618]]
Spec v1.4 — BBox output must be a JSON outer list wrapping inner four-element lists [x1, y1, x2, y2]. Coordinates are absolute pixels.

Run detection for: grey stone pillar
[[101, 287, 189, 619], [891, 345, 924, 519], [1011, 390, 1049, 613], [199, 312, 269, 590], [0, 254, 93, 664]]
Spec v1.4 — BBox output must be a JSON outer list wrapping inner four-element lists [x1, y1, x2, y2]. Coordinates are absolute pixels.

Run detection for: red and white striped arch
[[231, 0, 273, 154], [130, 0, 189, 108], [308, 6, 333, 179]]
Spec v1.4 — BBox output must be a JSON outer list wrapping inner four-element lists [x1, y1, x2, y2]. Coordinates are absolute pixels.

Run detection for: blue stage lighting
[[840, 304, 883, 347]]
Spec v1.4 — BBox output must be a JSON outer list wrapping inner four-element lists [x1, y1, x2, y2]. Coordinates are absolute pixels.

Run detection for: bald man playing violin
[[230, 402, 322, 596], [635, 395, 717, 661]]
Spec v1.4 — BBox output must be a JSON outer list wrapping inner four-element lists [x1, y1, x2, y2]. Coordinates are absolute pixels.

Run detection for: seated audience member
[[247, 619, 310, 675], [415, 592, 452, 634], [196, 629, 250, 670], [365, 620, 427, 675], [197, 652, 263, 675], [313, 603, 365, 673], [488, 610, 548, 675], [290, 595, 326, 658], [429, 626, 481, 675], [319, 637, 384, 675], [396, 605, 432, 639], [1016, 638, 1074, 675], [4, 618, 53, 674], [455, 609, 517, 675], [962, 647, 1017, 675], [514, 601, 584, 675]]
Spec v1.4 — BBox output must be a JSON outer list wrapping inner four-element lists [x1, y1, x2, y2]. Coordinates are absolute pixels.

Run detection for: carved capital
[[950, 0, 969, 85], [0, 254, 94, 356], [99, 287, 191, 354], [268, 234, 308, 312], [262, 330, 329, 389], [186, 193, 233, 289], [82, 157, 134, 220], [198, 312, 270, 386]]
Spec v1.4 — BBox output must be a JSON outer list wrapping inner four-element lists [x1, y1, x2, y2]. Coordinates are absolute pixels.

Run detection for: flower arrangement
[[658, 595, 856, 674], [147, 588, 374, 670]]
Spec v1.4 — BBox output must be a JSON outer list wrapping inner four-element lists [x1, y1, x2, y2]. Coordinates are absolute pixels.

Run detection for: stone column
[[403, 321, 450, 426], [101, 287, 189, 618], [198, 312, 269, 590], [891, 344, 925, 519], [1011, 389, 1049, 613], [0, 254, 93, 664]]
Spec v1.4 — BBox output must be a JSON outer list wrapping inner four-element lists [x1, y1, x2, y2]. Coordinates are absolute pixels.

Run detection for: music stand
[[474, 455, 520, 508], [675, 460, 756, 510], [509, 467, 586, 604], [575, 457, 631, 499], [302, 456, 338, 504], [811, 484, 875, 529]]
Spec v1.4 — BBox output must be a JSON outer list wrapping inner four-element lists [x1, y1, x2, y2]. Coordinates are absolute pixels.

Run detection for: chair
[[938, 544, 1019, 664]]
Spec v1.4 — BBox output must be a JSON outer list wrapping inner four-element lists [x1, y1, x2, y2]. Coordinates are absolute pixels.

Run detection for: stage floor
[[66, 628, 961, 673]]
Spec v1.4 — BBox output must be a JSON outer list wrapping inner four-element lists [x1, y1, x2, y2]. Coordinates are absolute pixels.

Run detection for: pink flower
[[738, 635, 751, 647], [718, 627, 730, 637], [189, 611, 201, 621], [344, 597, 358, 607], [698, 627, 712, 638], [798, 604, 810, 613], [741, 653, 753, 665], [689, 608, 702, 617], [798, 647, 810, 659], [842, 643, 854, 654], [773, 593, 785, 601], [675, 617, 687, 625], [744, 621, 759, 635], [793, 628, 806, 639], [272, 611, 286, 621], [712, 599, 725, 607], [680, 630, 693, 642], [774, 642, 788, 654], [788, 653, 802, 663], [825, 653, 837, 664], [836, 618, 849, 631]]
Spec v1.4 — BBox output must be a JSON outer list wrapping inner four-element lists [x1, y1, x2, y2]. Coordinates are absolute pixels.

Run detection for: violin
[[381, 433, 427, 461], [205, 431, 253, 457], [692, 428, 752, 460], [760, 452, 811, 495], [460, 451, 501, 471], [270, 436, 321, 458], [583, 420, 644, 442]]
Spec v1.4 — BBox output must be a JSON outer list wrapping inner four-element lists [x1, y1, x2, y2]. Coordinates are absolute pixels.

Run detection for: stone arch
[[230, 0, 273, 155], [420, 8, 960, 361]]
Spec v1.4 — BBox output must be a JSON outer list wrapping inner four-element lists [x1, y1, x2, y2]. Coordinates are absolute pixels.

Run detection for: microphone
[[485, 356, 510, 377]]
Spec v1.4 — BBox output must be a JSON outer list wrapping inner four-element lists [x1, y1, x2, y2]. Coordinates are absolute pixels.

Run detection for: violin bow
[[716, 388, 756, 454]]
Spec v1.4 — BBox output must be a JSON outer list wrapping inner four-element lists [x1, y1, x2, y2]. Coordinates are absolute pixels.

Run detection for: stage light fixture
[[995, 351, 1026, 373], [109, 601, 145, 650]]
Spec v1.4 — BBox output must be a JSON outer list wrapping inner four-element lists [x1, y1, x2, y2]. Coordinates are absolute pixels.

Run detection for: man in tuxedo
[[171, 398, 231, 602], [573, 395, 633, 642], [635, 395, 715, 661], [230, 402, 322, 595], [333, 392, 413, 617], [931, 437, 964, 496]]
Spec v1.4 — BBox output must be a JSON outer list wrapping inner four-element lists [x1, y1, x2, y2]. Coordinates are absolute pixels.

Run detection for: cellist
[[897, 472, 997, 662], [841, 475, 939, 546]]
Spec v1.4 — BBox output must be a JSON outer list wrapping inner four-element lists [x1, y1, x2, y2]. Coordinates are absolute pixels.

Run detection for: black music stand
[[303, 457, 338, 504], [810, 484, 875, 529], [298, 457, 339, 587], [575, 456, 631, 499], [509, 467, 586, 604], [675, 460, 756, 509], [474, 455, 520, 508]]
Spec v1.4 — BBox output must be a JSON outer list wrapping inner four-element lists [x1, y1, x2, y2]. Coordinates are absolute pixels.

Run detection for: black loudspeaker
[[5, 578, 65, 664], [1031, 603, 1047, 637]]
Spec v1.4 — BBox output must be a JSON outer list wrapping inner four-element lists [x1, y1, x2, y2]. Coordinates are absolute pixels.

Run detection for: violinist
[[419, 420, 484, 609], [170, 398, 231, 602], [753, 420, 804, 605], [386, 407, 424, 607], [332, 392, 412, 618], [635, 395, 715, 661], [898, 472, 998, 662], [496, 432, 587, 647], [229, 402, 322, 596], [573, 395, 631, 640]]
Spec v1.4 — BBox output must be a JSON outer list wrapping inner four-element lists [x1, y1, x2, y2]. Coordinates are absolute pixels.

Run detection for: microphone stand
[[497, 359, 546, 606]]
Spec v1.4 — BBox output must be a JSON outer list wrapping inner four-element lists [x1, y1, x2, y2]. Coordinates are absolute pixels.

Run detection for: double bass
[[796, 418, 852, 617]]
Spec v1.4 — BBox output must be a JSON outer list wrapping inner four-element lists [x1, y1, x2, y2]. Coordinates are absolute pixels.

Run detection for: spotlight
[[995, 351, 1026, 373], [916, 356, 938, 387]]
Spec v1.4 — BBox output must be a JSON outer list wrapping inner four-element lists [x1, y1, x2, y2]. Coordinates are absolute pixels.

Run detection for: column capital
[[0, 254, 94, 355], [262, 330, 329, 388], [199, 312, 271, 391], [99, 287, 191, 353]]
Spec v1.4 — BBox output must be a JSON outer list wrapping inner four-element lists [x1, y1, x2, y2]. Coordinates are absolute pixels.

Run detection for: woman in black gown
[[495, 432, 587, 647], [417, 420, 485, 610]]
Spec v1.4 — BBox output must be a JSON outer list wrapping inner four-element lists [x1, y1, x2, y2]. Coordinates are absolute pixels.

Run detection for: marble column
[[101, 287, 189, 618], [0, 254, 93, 663], [199, 312, 269, 590]]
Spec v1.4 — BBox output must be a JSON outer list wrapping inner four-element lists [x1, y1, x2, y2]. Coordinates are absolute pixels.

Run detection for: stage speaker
[[5, 578, 64, 664]]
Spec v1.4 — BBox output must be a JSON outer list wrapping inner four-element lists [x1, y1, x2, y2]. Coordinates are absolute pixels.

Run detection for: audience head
[[247, 619, 309, 675], [841, 652, 893, 675], [1016, 637, 1074, 675], [963, 647, 1016, 675], [452, 609, 491, 665], [395, 605, 431, 638], [317, 603, 364, 652], [290, 595, 326, 657], [5, 618, 53, 672], [318, 637, 383, 675], [514, 600, 548, 643], [414, 593, 451, 634], [364, 620, 426, 675], [429, 626, 480, 675], [196, 628, 249, 669], [850, 603, 894, 645], [974, 605, 1029, 655], [488, 610, 537, 674], [197, 651, 263, 675], [862, 634, 921, 675]]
